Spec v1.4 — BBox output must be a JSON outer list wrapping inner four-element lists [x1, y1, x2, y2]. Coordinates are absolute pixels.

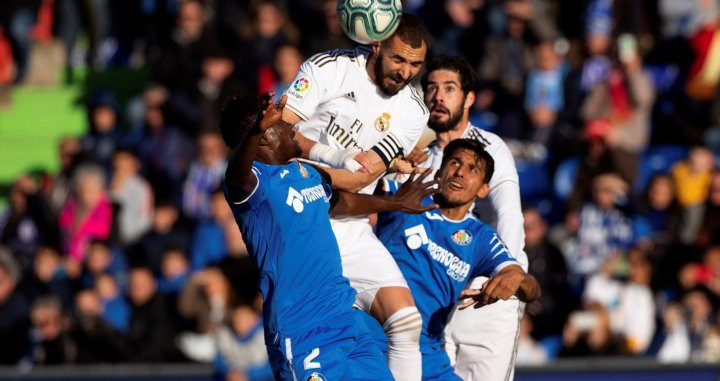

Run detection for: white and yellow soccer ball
[[337, 0, 402, 44]]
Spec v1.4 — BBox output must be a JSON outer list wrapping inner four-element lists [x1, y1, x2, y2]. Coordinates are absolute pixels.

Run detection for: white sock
[[382, 306, 423, 381]]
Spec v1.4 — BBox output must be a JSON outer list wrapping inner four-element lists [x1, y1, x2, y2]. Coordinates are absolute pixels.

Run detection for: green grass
[[0, 83, 85, 183]]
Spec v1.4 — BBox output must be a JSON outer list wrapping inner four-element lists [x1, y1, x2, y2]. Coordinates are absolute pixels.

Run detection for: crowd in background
[[2, 0, 720, 378]]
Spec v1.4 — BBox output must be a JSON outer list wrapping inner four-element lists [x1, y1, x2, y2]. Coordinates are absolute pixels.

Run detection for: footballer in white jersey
[[419, 56, 528, 381], [281, 14, 432, 381]]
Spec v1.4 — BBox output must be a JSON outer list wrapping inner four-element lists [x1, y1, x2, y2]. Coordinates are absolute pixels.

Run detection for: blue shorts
[[421, 346, 461, 381], [268, 309, 392, 380]]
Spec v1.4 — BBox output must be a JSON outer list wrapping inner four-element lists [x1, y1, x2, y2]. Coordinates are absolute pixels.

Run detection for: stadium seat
[[634, 145, 689, 192], [553, 156, 581, 201], [517, 160, 550, 200]]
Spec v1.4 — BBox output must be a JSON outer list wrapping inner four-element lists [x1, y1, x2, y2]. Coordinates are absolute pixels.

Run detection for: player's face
[[437, 149, 490, 207], [373, 36, 426, 96], [425, 69, 470, 133], [268, 121, 302, 161]]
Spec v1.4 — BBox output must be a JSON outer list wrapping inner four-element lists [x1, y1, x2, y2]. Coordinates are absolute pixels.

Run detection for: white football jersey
[[285, 46, 429, 195], [422, 123, 528, 269]]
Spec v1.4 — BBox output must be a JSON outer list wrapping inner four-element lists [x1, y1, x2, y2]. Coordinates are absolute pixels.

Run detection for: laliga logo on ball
[[337, 0, 402, 44]]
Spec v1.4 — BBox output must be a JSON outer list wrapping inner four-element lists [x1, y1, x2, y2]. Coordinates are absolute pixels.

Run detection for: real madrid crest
[[451, 229, 473, 246], [375, 112, 391, 132]]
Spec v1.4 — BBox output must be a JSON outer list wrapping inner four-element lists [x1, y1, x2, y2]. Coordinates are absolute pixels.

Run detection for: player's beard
[[428, 97, 465, 133], [374, 53, 408, 96]]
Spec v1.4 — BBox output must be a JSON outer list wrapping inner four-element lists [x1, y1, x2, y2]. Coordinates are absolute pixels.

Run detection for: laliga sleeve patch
[[287, 76, 311, 102]]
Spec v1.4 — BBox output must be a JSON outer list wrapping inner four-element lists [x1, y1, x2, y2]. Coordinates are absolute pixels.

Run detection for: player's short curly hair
[[440, 138, 494, 184], [421, 55, 480, 95], [384, 12, 430, 49], [219, 95, 260, 149]]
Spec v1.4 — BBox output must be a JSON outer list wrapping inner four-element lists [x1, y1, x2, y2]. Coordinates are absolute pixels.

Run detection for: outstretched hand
[[256, 92, 287, 133], [457, 267, 525, 309], [393, 168, 440, 214]]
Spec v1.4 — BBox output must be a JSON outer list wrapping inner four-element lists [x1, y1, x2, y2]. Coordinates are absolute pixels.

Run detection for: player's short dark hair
[[219, 95, 260, 149], [384, 13, 430, 49], [421, 55, 479, 95], [440, 139, 494, 184]]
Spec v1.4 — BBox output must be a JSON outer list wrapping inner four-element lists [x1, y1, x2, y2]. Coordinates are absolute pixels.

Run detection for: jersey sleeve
[[476, 130, 527, 269], [470, 226, 518, 278], [370, 87, 429, 167], [225, 166, 266, 211], [283, 51, 341, 122]]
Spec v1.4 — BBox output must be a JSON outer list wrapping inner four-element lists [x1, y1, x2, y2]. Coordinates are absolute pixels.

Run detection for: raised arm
[[458, 265, 541, 309], [225, 94, 286, 202], [329, 169, 439, 217]]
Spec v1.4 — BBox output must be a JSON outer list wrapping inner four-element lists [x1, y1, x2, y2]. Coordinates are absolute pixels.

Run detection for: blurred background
[[1, 0, 720, 380]]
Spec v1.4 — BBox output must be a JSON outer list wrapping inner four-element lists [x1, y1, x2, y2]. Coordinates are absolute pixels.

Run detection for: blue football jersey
[[375, 182, 518, 350], [225, 161, 356, 354]]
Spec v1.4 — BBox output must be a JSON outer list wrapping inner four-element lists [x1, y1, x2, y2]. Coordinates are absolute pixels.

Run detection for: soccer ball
[[337, 0, 402, 44]]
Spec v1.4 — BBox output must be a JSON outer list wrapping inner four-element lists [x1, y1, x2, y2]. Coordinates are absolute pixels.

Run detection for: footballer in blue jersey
[[376, 138, 541, 380], [220, 92, 439, 380]]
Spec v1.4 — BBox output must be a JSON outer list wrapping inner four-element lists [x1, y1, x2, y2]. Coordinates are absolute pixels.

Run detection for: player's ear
[[476, 183, 490, 199], [258, 127, 274, 147], [464, 91, 476, 111]]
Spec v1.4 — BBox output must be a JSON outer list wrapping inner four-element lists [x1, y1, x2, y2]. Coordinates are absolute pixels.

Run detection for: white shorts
[[444, 276, 525, 381], [330, 218, 409, 311]]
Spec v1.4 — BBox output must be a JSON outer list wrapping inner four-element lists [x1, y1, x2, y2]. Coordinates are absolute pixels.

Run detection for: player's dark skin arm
[[313, 166, 440, 218], [225, 94, 286, 202], [458, 265, 541, 309]]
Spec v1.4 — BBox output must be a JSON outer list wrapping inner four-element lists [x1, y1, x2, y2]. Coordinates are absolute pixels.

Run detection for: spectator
[[133, 199, 191, 272], [95, 273, 130, 334], [524, 207, 571, 341], [696, 171, 720, 247], [478, 0, 536, 135], [0, 247, 30, 364], [182, 133, 227, 220], [196, 45, 248, 134], [27, 296, 73, 365], [612, 248, 656, 355], [259, 43, 302, 101], [556, 173, 634, 281], [189, 188, 246, 271], [126, 266, 179, 362], [158, 248, 191, 295], [524, 40, 566, 146], [135, 88, 195, 200], [58, 164, 113, 263], [516, 314, 549, 365], [560, 302, 620, 357], [672, 146, 715, 243], [48, 137, 82, 214], [633, 174, 682, 246], [72, 289, 130, 363], [20, 246, 73, 309], [0, 175, 56, 268], [83, 239, 128, 289], [214, 303, 273, 380], [109, 149, 154, 246], [580, 34, 656, 185], [80, 90, 125, 172]]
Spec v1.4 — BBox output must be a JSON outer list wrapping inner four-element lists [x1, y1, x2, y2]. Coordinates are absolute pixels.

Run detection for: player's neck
[[366, 56, 377, 84], [436, 119, 470, 149], [256, 150, 289, 166], [439, 201, 473, 221]]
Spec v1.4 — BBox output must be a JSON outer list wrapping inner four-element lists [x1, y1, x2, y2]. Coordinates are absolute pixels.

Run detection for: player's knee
[[383, 306, 422, 345]]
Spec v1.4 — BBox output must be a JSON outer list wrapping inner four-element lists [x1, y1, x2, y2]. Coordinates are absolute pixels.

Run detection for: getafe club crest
[[307, 372, 327, 381], [451, 229, 472, 246], [374, 112, 391, 132]]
